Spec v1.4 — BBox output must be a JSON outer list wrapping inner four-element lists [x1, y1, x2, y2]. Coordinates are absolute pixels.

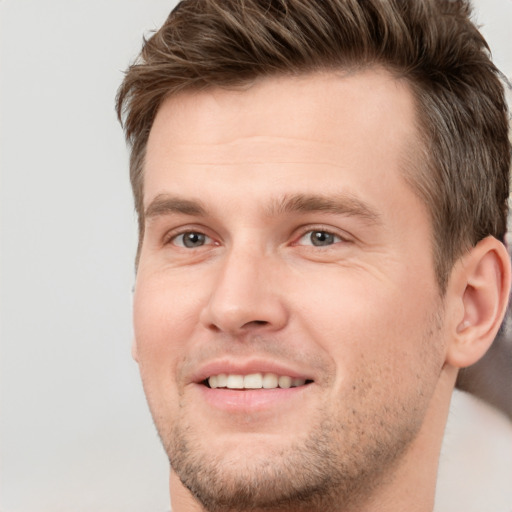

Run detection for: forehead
[[144, 69, 420, 208]]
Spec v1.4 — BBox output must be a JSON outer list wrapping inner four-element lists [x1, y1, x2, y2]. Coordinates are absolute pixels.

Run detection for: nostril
[[245, 320, 268, 328]]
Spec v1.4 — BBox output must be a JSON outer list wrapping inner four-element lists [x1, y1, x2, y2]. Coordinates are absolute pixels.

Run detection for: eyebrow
[[144, 192, 381, 225], [145, 194, 207, 219], [266, 193, 382, 224]]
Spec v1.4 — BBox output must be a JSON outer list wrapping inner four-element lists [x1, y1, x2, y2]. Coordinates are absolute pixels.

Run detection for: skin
[[132, 70, 510, 512]]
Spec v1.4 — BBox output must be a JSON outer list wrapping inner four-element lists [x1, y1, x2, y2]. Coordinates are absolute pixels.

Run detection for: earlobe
[[446, 236, 511, 369]]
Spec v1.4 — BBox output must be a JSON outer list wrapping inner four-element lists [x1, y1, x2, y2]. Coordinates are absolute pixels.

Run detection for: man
[[116, 1, 511, 511]]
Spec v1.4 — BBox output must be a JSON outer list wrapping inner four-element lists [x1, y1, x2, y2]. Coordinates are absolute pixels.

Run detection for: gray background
[[0, 1, 511, 511]]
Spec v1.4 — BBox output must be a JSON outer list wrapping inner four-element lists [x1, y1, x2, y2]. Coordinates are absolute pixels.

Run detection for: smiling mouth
[[203, 373, 314, 390]]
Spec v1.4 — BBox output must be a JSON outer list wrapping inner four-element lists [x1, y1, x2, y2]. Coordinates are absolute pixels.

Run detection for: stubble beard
[[155, 312, 445, 512], [160, 392, 426, 512]]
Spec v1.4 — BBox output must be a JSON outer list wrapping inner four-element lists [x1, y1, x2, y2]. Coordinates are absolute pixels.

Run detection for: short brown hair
[[116, 0, 510, 290]]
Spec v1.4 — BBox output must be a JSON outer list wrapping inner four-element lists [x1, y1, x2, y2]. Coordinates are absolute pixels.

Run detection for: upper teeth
[[208, 373, 306, 389]]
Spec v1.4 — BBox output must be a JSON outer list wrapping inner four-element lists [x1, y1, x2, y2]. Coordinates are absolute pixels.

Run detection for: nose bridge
[[200, 240, 287, 333]]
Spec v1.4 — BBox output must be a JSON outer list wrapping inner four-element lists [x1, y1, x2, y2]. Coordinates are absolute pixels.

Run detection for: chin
[[161, 402, 420, 512]]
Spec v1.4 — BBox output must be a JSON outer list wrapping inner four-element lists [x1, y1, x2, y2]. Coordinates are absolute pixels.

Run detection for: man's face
[[134, 70, 448, 511]]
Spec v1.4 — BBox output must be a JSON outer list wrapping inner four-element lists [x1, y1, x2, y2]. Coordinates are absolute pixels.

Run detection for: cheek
[[134, 273, 202, 346], [300, 274, 445, 433], [132, 275, 205, 402], [293, 267, 441, 382], [132, 282, 202, 429]]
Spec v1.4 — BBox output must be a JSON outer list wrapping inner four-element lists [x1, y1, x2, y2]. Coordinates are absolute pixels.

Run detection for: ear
[[131, 337, 139, 363], [445, 236, 511, 369]]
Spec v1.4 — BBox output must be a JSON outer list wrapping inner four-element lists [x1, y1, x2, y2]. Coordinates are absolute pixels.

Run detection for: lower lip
[[196, 384, 311, 413]]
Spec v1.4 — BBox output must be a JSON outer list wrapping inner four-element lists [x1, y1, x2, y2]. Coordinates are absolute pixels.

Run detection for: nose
[[199, 246, 289, 335]]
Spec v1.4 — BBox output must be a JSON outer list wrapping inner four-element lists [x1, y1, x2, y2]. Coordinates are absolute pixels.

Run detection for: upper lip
[[190, 358, 315, 384]]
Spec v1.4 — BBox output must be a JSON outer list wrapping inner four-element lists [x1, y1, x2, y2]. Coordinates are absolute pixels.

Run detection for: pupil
[[311, 231, 334, 246], [184, 232, 205, 248]]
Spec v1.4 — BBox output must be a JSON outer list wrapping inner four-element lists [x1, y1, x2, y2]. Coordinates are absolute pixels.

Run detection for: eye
[[297, 230, 343, 247], [172, 231, 212, 248]]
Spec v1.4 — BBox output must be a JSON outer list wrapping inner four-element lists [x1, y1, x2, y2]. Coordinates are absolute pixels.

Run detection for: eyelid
[[173, 232, 213, 248], [163, 225, 218, 247], [291, 225, 352, 246]]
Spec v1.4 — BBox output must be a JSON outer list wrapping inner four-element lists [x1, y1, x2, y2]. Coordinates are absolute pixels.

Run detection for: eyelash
[[293, 226, 349, 248], [163, 225, 349, 250], [164, 228, 215, 248]]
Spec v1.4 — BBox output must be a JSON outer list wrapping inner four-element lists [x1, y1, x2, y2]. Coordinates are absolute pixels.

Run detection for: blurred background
[[0, 1, 511, 511]]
